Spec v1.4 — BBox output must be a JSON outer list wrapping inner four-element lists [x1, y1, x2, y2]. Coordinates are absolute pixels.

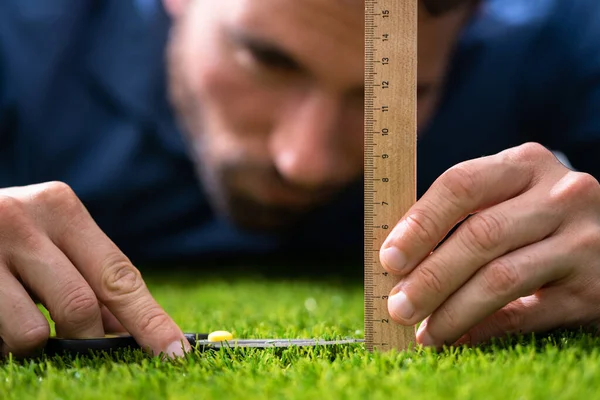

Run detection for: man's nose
[[270, 90, 357, 190]]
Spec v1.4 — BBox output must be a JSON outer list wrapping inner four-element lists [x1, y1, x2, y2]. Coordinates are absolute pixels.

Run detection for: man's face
[[165, 0, 470, 231]]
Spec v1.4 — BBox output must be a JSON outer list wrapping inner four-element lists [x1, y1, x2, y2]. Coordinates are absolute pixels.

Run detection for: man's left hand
[[380, 142, 600, 348]]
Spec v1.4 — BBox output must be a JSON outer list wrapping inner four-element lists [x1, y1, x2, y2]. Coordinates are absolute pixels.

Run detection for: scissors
[[44, 333, 364, 357]]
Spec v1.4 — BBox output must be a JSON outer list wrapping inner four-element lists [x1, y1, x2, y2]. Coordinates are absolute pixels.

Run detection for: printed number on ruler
[[364, 0, 417, 352]]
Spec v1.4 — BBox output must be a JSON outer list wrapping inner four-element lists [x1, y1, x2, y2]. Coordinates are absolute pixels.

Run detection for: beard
[[186, 134, 342, 233], [194, 158, 323, 232]]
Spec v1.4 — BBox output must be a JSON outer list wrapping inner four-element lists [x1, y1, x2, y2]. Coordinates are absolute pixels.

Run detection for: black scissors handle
[[44, 333, 209, 357]]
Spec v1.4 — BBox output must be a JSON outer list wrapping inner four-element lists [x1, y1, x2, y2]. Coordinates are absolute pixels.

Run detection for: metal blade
[[193, 338, 364, 349]]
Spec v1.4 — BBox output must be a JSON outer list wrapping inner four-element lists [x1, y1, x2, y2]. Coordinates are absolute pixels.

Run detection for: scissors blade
[[193, 338, 364, 349]]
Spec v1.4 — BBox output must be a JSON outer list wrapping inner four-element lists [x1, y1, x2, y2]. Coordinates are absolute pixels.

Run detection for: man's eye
[[249, 47, 300, 72]]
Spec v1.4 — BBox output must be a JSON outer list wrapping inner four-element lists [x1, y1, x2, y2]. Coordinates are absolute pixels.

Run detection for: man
[[0, 0, 598, 358]]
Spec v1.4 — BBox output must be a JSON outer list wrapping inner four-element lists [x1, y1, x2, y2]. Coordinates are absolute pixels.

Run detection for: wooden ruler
[[364, 0, 418, 351]]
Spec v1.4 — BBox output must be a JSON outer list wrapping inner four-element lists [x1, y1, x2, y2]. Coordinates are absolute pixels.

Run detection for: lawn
[[0, 265, 598, 400]]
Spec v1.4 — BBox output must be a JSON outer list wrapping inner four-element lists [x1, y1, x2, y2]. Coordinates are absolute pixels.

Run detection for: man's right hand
[[0, 182, 190, 358]]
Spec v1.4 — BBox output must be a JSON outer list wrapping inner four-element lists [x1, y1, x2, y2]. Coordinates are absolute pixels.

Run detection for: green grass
[[1, 266, 599, 400]]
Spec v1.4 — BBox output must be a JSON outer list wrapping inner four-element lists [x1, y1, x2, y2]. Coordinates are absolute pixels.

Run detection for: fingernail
[[164, 339, 190, 359], [388, 291, 415, 321], [380, 246, 408, 274]]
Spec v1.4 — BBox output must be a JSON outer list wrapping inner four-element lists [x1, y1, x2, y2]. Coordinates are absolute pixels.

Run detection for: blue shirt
[[0, 0, 599, 264]]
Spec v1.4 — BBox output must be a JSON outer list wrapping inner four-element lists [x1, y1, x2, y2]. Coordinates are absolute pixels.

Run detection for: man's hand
[[0, 182, 190, 357], [380, 143, 600, 348]]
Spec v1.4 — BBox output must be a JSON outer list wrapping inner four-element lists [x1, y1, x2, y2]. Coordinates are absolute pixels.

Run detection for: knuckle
[[12, 320, 50, 349], [403, 209, 440, 245], [436, 304, 460, 333], [549, 172, 600, 206], [0, 195, 26, 226], [577, 226, 600, 254], [0, 195, 22, 215], [415, 262, 446, 295], [460, 213, 506, 255], [494, 305, 523, 334], [482, 258, 521, 298], [101, 253, 145, 299], [570, 172, 598, 198], [0, 195, 39, 245], [513, 142, 552, 162], [53, 285, 100, 327], [440, 164, 481, 205], [580, 174, 600, 201], [135, 305, 172, 336], [32, 181, 82, 214], [39, 181, 76, 199]]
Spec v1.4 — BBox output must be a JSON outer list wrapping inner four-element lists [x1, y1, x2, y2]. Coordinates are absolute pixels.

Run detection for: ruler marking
[[364, 0, 417, 352]]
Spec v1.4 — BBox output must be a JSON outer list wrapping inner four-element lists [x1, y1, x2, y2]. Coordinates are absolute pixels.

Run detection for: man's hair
[[421, 0, 475, 16]]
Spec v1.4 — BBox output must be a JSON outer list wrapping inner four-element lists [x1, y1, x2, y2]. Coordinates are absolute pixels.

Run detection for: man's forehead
[[219, 0, 470, 18], [224, 0, 363, 88], [229, 0, 363, 41], [231, 0, 363, 15]]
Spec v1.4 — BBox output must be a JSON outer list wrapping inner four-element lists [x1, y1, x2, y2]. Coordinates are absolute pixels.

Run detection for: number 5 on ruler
[[364, 0, 417, 351]]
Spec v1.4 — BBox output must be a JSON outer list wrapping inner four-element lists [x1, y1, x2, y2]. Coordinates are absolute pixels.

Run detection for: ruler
[[364, 0, 418, 351]]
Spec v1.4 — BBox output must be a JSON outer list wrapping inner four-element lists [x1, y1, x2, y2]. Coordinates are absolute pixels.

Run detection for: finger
[[380, 143, 556, 276], [387, 189, 562, 325], [459, 287, 578, 346], [415, 236, 571, 348], [0, 265, 50, 357], [40, 185, 189, 357], [100, 305, 127, 334], [10, 235, 105, 339]]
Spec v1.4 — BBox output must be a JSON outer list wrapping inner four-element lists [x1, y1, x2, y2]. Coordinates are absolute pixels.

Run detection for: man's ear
[[162, 0, 191, 18]]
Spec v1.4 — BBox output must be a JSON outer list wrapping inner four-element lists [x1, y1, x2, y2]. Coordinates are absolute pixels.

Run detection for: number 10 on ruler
[[364, 0, 417, 351]]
